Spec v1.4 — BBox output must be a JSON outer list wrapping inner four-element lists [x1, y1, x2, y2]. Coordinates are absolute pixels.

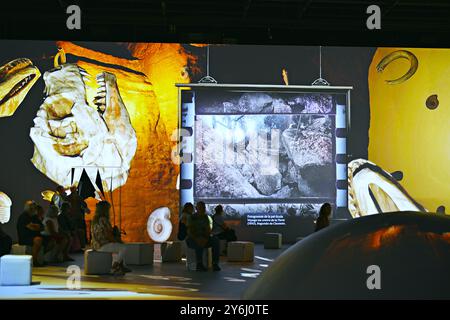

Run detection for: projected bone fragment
[[0, 191, 12, 224], [0, 58, 40, 117], [376, 50, 418, 85], [147, 207, 173, 242], [29, 57, 137, 191]]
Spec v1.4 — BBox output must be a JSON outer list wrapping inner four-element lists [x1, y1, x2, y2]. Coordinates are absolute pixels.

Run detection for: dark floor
[[0, 244, 290, 299]]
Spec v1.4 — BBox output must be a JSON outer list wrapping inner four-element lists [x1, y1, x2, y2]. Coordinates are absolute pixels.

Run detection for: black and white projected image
[[195, 91, 334, 114], [194, 113, 335, 200]]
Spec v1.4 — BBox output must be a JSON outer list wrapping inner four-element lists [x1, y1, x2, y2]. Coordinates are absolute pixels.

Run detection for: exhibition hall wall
[[0, 41, 446, 242]]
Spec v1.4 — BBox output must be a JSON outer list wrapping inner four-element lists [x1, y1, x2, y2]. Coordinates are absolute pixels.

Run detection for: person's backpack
[[177, 221, 187, 241]]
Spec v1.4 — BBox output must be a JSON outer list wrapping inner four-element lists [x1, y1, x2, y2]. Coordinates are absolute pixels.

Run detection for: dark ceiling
[[2, 0, 450, 46]]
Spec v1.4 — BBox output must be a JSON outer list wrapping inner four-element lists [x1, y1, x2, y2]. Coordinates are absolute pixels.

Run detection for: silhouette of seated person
[[17, 200, 45, 266], [186, 201, 221, 272], [212, 205, 237, 251], [91, 201, 131, 276], [315, 203, 332, 232]]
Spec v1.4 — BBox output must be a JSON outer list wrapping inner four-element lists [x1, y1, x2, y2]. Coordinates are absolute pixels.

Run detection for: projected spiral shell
[[147, 207, 173, 242], [0, 191, 12, 224]]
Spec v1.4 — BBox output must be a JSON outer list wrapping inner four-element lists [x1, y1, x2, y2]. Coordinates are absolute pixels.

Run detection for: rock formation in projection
[[30, 54, 137, 192], [195, 113, 334, 199]]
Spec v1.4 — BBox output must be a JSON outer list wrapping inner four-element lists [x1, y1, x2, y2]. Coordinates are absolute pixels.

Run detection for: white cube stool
[[186, 246, 212, 271], [124, 243, 154, 265], [11, 244, 32, 255], [161, 241, 182, 263], [227, 241, 254, 262], [84, 249, 113, 275], [0, 255, 32, 286], [11, 244, 44, 264], [264, 233, 282, 249]]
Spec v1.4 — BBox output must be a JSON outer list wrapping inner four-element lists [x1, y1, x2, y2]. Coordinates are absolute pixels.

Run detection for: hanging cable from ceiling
[[199, 44, 217, 83], [312, 46, 330, 86]]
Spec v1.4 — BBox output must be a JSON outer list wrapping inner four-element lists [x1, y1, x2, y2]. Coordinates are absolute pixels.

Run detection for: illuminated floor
[[0, 244, 289, 299]]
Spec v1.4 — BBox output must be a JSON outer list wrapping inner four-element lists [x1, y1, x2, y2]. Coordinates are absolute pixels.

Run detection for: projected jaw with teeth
[[30, 63, 137, 191], [0, 58, 40, 117]]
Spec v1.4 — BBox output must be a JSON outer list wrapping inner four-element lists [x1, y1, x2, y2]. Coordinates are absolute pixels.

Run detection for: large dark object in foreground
[[243, 212, 450, 299]]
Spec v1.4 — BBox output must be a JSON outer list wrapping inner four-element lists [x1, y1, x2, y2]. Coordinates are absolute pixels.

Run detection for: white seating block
[[161, 241, 182, 263], [84, 249, 113, 275], [227, 241, 254, 262], [0, 255, 32, 286], [11, 244, 32, 255], [124, 243, 154, 265], [264, 233, 282, 249]]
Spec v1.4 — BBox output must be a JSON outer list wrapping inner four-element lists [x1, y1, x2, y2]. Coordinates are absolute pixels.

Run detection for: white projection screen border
[[177, 83, 351, 220]]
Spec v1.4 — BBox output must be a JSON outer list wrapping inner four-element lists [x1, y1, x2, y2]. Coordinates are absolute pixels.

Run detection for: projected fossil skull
[[348, 159, 426, 218], [0, 58, 40, 117], [29, 53, 137, 191]]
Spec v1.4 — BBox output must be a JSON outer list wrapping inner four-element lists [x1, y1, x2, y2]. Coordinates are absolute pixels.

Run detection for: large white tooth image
[[348, 159, 426, 217], [29, 63, 137, 191]]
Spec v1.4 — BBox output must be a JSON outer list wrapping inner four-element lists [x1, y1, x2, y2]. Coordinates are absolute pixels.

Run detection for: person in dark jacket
[[17, 200, 45, 266], [186, 202, 221, 272]]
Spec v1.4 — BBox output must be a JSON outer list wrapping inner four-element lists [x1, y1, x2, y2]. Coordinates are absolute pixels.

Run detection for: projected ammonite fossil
[[348, 159, 426, 218], [0, 191, 12, 224], [0, 58, 40, 117], [29, 49, 137, 191], [147, 207, 173, 242]]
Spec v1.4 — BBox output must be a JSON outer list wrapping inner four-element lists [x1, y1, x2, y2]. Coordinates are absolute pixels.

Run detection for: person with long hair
[[315, 203, 332, 232], [91, 201, 130, 275]]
